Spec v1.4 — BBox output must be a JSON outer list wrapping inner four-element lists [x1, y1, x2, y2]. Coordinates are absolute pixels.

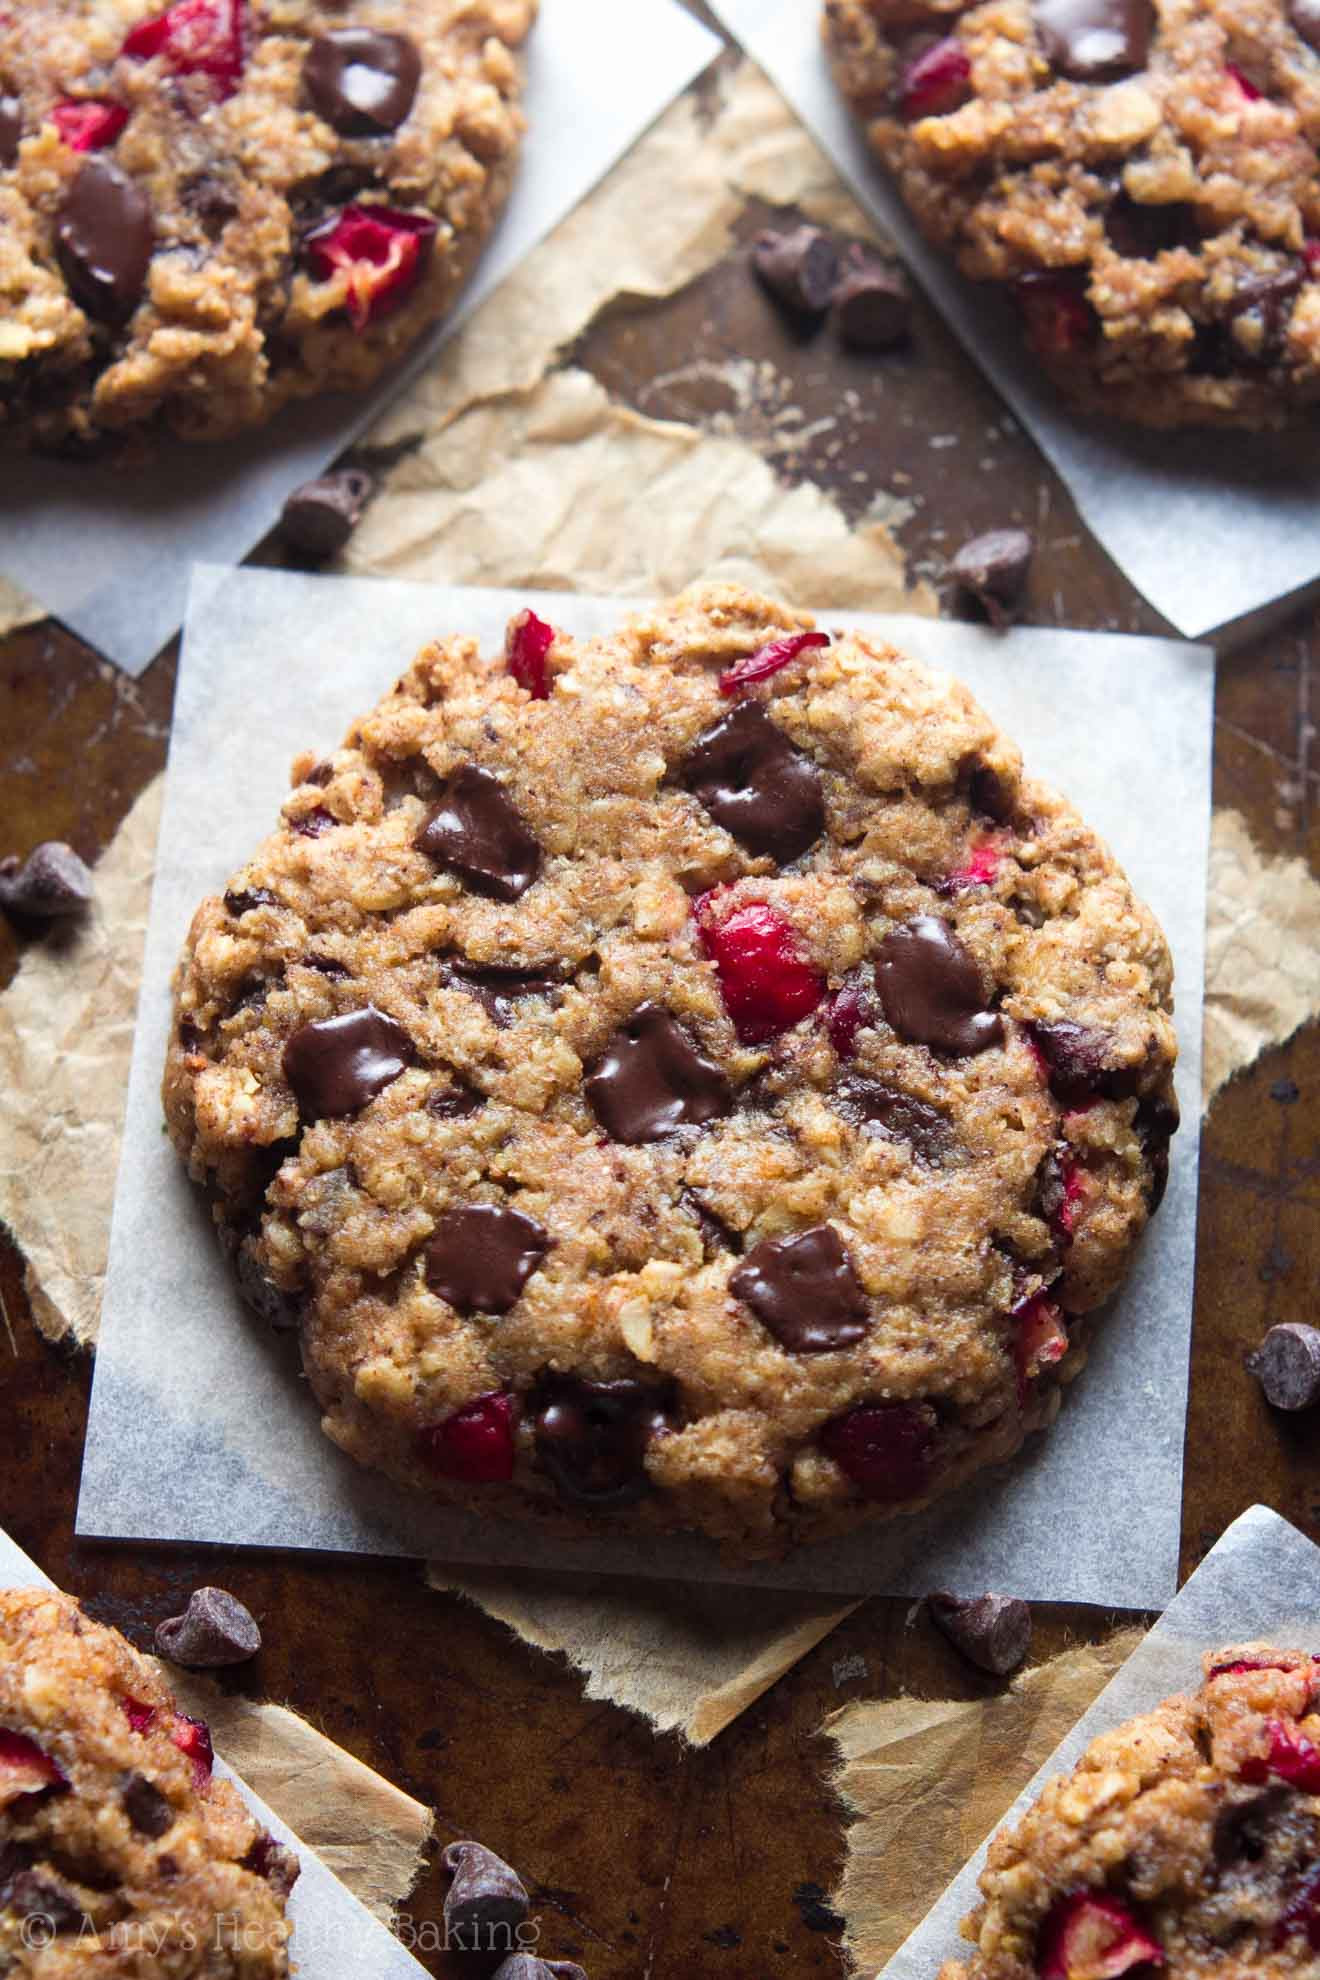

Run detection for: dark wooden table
[[3, 22, 1318, 1979]]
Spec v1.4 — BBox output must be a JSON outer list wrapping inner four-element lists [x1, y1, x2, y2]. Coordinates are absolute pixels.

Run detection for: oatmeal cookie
[[164, 583, 1178, 1556], [824, 0, 1320, 427], [941, 1644, 1320, 1980], [0, 1587, 297, 1976], [0, 0, 535, 452]]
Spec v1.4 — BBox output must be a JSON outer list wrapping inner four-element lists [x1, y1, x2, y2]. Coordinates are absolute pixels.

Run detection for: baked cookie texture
[[941, 1644, 1320, 1980], [0, 1587, 297, 1976], [164, 584, 1178, 1556], [823, 0, 1320, 428], [0, 0, 535, 452]]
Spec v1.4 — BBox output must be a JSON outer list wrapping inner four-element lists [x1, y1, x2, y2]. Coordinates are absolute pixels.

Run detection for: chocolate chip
[[279, 469, 375, 559], [1104, 191, 1199, 259], [968, 763, 1014, 823], [949, 528, 1034, 628], [1245, 1324, 1320, 1411], [234, 1241, 302, 1333], [491, 1960, 587, 1980], [304, 30, 421, 135], [1030, 1020, 1145, 1103], [284, 1006, 412, 1118], [928, 1591, 1032, 1675], [731, 1225, 869, 1354], [292, 805, 337, 838], [1292, 0, 1320, 49], [224, 885, 280, 917], [680, 1187, 741, 1257], [533, 1375, 675, 1507], [442, 1842, 530, 1958], [447, 960, 562, 1028], [301, 953, 351, 981], [55, 158, 153, 324], [415, 765, 541, 902], [155, 1588, 261, 1668], [1033, 0, 1152, 77], [682, 703, 824, 864], [121, 1772, 174, 1838], [875, 916, 1003, 1056], [834, 249, 912, 351], [0, 841, 93, 921], [425, 1204, 550, 1315], [243, 1833, 301, 1900], [8, 1873, 84, 1934], [427, 1080, 485, 1120], [585, 1002, 731, 1144], [0, 96, 21, 167], [751, 224, 841, 319], [1213, 1787, 1290, 1866], [835, 1074, 951, 1163]]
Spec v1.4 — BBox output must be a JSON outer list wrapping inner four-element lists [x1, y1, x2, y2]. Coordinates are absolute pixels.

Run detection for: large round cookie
[[164, 584, 1177, 1557], [0, 0, 535, 452], [824, 0, 1320, 429], [0, 1588, 297, 1974]]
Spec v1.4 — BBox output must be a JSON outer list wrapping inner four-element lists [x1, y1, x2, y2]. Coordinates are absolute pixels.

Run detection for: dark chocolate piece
[[834, 249, 912, 350], [155, 1588, 262, 1668], [751, 224, 841, 318], [442, 1841, 530, 1959], [730, 1225, 869, 1354], [425, 1203, 550, 1315], [928, 1591, 1032, 1674], [414, 765, 541, 902], [835, 1075, 951, 1163], [55, 158, 153, 323], [279, 469, 375, 558], [874, 916, 1003, 1056], [304, 29, 421, 136], [533, 1375, 675, 1507], [1245, 1323, 1320, 1411], [682, 702, 824, 864], [0, 842, 93, 921], [949, 528, 1034, 629], [586, 1003, 731, 1144], [1034, 0, 1152, 77], [284, 1006, 412, 1118]]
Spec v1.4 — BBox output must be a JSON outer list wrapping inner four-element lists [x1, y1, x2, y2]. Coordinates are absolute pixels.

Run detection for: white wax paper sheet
[[710, 0, 1320, 644], [880, 1505, 1320, 1980], [0, 1525, 429, 1980], [79, 565, 1212, 1600], [0, 0, 719, 678]]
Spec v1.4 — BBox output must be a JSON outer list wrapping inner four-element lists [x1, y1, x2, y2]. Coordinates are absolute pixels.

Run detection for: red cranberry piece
[[696, 895, 825, 1045], [0, 1730, 68, 1806], [1057, 1153, 1087, 1239], [819, 1401, 936, 1502], [1305, 239, 1320, 273], [122, 0, 245, 100], [1209, 1654, 1295, 1678], [505, 609, 556, 700], [302, 204, 437, 332], [1012, 1292, 1068, 1404], [417, 1392, 517, 1484], [1241, 1718, 1320, 1792], [171, 1714, 214, 1786], [121, 1697, 157, 1734], [1014, 271, 1096, 356], [1225, 62, 1262, 99], [943, 839, 1001, 892], [825, 978, 877, 1059], [718, 631, 829, 696], [900, 37, 972, 119], [51, 100, 129, 151], [1039, 1893, 1164, 1980]]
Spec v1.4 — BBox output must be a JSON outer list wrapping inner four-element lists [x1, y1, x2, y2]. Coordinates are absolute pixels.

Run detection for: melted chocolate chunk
[[585, 1002, 732, 1144], [730, 1225, 869, 1354], [682, 702, 824, 864], [967, 761, 1014, 824], [283, 1006, 412, 1118], [304, 29, 421, 136], [0, 96, 21, 167], [680, 1187, 742, 1256], [1031, 1020, 1145, 1102], [224, 885, 280, 917], [414, 765, 541, 902], [533, 1375, 675, 1507], [1104, 191, 1199, 258], [1293, 0, 1320, 48], [55, 159, 153, 324], [425, 1203, 551, 1315], [874, 916, 1003, 1056], [1034, 0, 1151, 75], [121, 1772, 174, 1838], [447, 960, 562, 1028], [835, 1074, 951, 1163]]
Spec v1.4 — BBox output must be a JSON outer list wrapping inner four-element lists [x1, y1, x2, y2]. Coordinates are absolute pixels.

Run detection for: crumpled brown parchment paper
[[0, 578, 41, 639], [826, 1626, 1147, 1977]]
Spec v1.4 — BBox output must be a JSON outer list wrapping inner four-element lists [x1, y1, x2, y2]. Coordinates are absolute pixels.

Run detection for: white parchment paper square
[[883, 1506, 1320, 1980], [0, 0, 719, 678], [78, 565, 1212, 1599], [711, 0, 1320, 643], [0, 1524, 428, 1979]]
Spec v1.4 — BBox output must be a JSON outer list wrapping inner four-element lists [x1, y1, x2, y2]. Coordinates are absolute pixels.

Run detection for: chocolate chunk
[[224, 885, 280, 917], [1135, 1090, 1178, 1212], [292, 806, 337, 838], [8, 1872, 84, 1934], [304, 30, 421, 136], [55, 158, 153, 324], [1034, 0, 1152, 77], [491, 1960, 587, 1980], [680, 1187, 741, 1257], [447, 960, 562, 1028], [427, 1080, 485, 1120], [121, 1772, 174, 1838], [836, 1074, 951, 1163], [1213, 1786, 1290, 1866], [279, 469, 375, 558], [751, 224, 841, 319], [234, 1241, 302, 1333], [0, 841, 93, 921], [834, 249, 912, 351], [284, 1006, 412, 1118], [155, 1587, 261, 1668], [302, 953, 351, 981], [1104, 191, 1198, 259], [243, 1834, 301, 1899], [967, 762, 1015, 824], [415, 765, 541, 902], [949, 528, 1034, 629], [1292, 0, 1320, 49], [585, 1002, 731, 1143], [682, 702, 824, 864], [533, 1375, 675, 1507], [0, 95, 21, 167], [1245, 1323, 1320, 1411], [442, 1841, 530, 1958], [425, 1204, 550, 1315], [1030, 1020, 1145, 1103], [875, 916, 1003, 1056], [730, 1225, 869, 1354], [928, 1591, 1032, 1675]]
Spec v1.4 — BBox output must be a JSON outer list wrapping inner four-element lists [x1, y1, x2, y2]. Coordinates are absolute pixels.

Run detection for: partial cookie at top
[[164, 583, 1177, 1557]]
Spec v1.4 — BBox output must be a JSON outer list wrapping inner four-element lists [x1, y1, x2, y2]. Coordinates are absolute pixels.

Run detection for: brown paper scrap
[[0, 577, 42, 640], [825, 1627, 1147, 1977], [1203, 807, 1320, 1099]]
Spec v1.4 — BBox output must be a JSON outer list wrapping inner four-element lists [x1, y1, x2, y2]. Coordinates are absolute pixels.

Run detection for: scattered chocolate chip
[[731, 1225, 869, 1354], [155, 1587, 261, 1668], [835, 1074, 951, 1163], [234, 1240, 302, 1333], [834, 248, 912, 351], [1104, 191, 1198, 259], [0, 841, 94, 921], [120, 1772, 174, 1838], [928, 1591, 1032, 1674], [223, 885, 280, 917], [751, 224, 841, 319], [415, 765, 541, 902], [949, 528, 1034, 629], [875, 916, 1003, 1056], [0, 96, 21, 166], [1245, 1323, 1320, 1411], [304, 29, 421, 135], [1034, 0, 1152, 77], [533, 1374, 675, 1507], [1292, 0, 1320, 49], [284, 1006, 413, 1118], [682, 702, 824, 864], [243, 1833, 301, 1899], [8, 1872, 84, 1934], [491, 1959, 587, 1980], [425, 1204, 550, 1316], [586, 1002, 731, 1143], [447, 960, 562, 1028], [55, 157, 153, 324], [279, 468, 375, 559], [442, 1841, 531, 1957]]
